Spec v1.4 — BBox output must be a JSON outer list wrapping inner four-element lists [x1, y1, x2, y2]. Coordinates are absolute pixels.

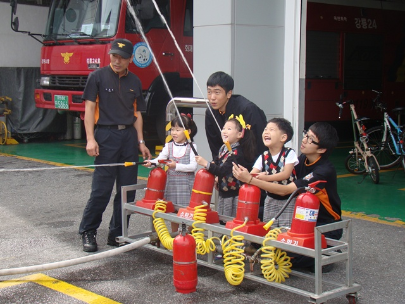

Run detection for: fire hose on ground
[[0, 237, 150, 277]]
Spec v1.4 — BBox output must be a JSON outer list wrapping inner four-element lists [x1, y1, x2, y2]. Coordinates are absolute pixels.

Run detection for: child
[[250, 118, 298, 228], [195, 114, 256, 218], [144, 114, 198, 232]]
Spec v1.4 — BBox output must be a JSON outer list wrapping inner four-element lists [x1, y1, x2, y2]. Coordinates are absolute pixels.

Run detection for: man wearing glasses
[[233, 122, 342, 270]]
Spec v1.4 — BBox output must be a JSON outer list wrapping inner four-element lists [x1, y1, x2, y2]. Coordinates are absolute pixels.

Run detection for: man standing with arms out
[[79, 38, 151, 252], [205, 71, 267, 168]]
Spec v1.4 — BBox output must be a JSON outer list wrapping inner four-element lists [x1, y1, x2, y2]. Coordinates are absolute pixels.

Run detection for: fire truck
[[10, 0, 405, 138], [10, 0, 193, 143]]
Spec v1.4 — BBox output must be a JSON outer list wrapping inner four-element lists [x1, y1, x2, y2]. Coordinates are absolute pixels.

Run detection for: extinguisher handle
[[307, 180, 326, 190]]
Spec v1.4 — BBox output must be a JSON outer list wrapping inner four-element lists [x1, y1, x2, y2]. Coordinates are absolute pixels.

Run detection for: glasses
[[302, 130, 320, 145]]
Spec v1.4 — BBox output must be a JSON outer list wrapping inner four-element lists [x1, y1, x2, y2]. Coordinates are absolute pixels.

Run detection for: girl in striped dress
[[144, 114, 198, 231]]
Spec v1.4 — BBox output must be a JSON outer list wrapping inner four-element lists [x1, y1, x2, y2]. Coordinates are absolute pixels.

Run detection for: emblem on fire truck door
[[61, 52, 73, 64], [133, 42, 153, 68]]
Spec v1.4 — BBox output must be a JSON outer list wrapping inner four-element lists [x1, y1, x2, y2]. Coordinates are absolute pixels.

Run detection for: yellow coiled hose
[[260, 220, 292, 283], [191, 204, 218, 255], [152, 200, 174, 250], [221, 219, 248, 286]]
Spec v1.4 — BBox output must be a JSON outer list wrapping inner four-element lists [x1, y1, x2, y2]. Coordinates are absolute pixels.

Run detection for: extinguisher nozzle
[[263, 219, 275, 230]]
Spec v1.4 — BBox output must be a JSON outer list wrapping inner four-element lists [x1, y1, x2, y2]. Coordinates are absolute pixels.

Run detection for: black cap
[[108, 39, 133, 59]]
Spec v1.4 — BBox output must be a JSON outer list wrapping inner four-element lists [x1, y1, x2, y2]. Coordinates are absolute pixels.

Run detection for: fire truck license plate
[[54, 95, 69, 109]]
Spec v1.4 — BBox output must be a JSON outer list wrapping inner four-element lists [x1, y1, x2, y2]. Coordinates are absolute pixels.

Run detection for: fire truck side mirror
[[10, 0, 17, 15], [137, 1, 154, 20]]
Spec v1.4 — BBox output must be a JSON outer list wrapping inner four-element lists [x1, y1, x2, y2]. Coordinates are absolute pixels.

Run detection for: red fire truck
[[10, 0, 405, 139], [11, 0, 193, 142]]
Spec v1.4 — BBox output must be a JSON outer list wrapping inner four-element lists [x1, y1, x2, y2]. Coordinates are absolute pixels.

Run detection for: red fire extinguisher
[[177, 169, 219, 223], [173, 223, 197, 293], [225, 183, 268, 236], [135, 161, 174, 212], [276, 181, 327, 249]]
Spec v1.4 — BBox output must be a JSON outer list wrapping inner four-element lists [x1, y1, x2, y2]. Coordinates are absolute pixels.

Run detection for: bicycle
[[365, 90, 405, 172], [336, 96, 380, 184]]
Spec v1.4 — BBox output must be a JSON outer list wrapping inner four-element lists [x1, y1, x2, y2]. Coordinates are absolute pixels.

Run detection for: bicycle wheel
[[366, 126, 401, 169], [0, 121, 7, 145], [401, 133, 405, 173], [345, 152, 366, 174], [367, 156, 380, 184]]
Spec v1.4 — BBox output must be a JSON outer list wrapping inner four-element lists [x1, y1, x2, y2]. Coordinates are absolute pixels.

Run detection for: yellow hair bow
[[228, 114, 249, 129]]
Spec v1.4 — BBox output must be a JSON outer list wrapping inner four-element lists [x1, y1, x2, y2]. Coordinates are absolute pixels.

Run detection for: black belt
[[97, 124, 133, 130]]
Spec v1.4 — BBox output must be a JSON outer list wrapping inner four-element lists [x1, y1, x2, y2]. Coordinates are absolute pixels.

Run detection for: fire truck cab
[[24, 0, 193, 142]]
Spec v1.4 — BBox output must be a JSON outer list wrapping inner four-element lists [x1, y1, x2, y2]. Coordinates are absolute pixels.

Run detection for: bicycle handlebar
[[371, 90, 387, 112], [336, 99, 353, 119]]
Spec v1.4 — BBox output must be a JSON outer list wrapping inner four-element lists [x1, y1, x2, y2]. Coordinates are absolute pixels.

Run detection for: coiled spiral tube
[[261, 224, 292, 283], [191, 204, 217, 255], [221, 220, 247, 286], [152, 200, 174, 250]]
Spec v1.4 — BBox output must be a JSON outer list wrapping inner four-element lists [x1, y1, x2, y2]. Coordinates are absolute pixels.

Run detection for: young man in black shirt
[[205, 71, 267, 165]]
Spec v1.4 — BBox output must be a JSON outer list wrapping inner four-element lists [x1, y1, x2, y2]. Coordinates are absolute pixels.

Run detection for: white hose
[[0, 237, 150, 276]]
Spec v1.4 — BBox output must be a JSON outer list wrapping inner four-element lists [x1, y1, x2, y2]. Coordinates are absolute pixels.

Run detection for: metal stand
[[119, 184, 361, 304]]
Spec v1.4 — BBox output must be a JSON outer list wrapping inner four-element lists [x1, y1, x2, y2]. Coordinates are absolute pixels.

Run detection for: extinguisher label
[[295, 206, 318, 222]]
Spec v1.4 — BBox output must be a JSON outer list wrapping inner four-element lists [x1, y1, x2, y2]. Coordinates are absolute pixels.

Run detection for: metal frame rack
[[119, 184, 361, 304]]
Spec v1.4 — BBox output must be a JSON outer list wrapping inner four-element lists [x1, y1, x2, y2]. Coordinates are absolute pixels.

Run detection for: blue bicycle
[[366, 90, 405, 172]]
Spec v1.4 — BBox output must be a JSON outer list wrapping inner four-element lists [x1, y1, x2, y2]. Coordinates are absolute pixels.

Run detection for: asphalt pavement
[[0, 154, 404, 304]]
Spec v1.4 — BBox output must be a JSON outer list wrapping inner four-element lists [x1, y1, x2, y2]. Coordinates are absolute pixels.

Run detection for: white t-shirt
[[151, 142, 197, 172]]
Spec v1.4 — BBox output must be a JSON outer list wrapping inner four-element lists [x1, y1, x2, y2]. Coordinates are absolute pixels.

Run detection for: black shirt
[[205, 95, 267, 161], [207, 144, 249, 198], [294, 154, 342, 224], [83, 65, 146, 125]]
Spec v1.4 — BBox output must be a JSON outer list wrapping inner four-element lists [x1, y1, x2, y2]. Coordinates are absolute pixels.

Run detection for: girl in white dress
[[144, 114, 198, 231]]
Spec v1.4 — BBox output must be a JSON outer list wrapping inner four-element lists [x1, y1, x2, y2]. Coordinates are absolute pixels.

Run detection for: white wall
[[193, 0, 302, 159], [0, 2, 48, 67]]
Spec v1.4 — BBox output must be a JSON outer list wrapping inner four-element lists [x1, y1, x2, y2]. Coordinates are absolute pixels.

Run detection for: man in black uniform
[[79, 38, 152, 252], [205, 71, 267, 165]]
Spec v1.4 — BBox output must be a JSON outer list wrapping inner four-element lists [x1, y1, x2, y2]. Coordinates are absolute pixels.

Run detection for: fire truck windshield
[[44, 0, 121, 41]]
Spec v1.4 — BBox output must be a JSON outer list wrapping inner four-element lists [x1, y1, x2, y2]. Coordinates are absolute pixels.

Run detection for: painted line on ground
[[342, 210, 405, 228], [0, 273, 120, 304]]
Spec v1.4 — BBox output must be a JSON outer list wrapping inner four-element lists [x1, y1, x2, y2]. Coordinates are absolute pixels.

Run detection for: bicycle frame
[[380, 112, 404, 156], [349, 103, 380, 171]]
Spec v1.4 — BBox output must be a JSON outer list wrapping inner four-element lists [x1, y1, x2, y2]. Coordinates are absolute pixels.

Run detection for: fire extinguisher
[[274, 180, 327, 249], [225, 183, 268, 236], [173, 223, 197, 293], [135, 161, 174, 212]]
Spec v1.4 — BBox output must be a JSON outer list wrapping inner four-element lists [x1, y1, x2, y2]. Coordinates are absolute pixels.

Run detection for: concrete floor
[[0, 140, 404, 303]]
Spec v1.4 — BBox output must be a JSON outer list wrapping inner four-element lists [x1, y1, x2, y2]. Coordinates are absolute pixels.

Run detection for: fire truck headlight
[[40, 77, 50, 86]]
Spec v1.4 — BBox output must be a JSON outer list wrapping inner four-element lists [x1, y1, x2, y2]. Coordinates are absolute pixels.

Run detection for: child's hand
[[143, 160, 152, 167], [166, 159, 177, 169], [195, 155, 208, 167], [255, 172, 268, 180]]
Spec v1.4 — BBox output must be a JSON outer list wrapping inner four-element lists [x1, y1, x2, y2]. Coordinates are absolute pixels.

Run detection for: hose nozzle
[[263, 219, 275, 230]]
